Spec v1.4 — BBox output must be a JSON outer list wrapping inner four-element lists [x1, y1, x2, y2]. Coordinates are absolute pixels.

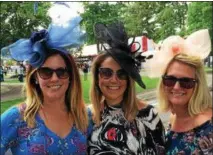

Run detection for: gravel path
[[1, 84, 24, 102]]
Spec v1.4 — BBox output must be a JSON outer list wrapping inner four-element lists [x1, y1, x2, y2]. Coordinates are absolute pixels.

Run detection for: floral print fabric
[[166, 120, 213, 155], [1, 106, 93, 155], [88, 104, 166, 155]]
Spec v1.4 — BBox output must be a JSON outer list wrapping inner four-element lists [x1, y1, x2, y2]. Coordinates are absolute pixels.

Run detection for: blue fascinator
[[1, 16, 85, 67]]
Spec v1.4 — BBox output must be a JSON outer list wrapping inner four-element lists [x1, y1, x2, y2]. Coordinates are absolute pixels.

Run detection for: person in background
[[3, 66, 7, 76], [87, 59, 92, 72], [0, 65, 4, 82], [1, 16, 93, 155], [147, 29, 212, 154], [18, 63, 24, 82], [87, 22, 165, 154], [23, 60, 31, 75], [82, 62, 89, 81]]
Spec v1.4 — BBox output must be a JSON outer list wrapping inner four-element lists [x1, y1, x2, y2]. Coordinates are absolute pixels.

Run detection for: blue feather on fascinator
[[47, 16, 85, 49], [1, 16, 86, 68]]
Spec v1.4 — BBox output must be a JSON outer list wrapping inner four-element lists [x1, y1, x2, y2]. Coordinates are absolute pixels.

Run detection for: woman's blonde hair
[[90, 52, 139, 125], [21, 50, 88, 131], [157, 53, 212, 116]]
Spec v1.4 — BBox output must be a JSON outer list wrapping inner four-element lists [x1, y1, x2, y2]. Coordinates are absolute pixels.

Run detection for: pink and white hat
[[144, 29, 211, 77]]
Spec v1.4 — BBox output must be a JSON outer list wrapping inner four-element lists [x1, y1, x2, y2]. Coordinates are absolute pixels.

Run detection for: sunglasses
[[162, 75, 197, 89], [37, 67, 69, 80], [98, 68, 128, 80]]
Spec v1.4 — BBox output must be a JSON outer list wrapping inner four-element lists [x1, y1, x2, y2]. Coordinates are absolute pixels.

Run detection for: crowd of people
[[1, 15, 212, 155], [1, 61, 92, 83], [0, 64, 26, 82]]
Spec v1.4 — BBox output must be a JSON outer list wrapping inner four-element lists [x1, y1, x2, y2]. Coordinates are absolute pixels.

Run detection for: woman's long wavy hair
[[21, 49, 88, 131], [90, 52, 139, 125], [157, 53, 212, 116]]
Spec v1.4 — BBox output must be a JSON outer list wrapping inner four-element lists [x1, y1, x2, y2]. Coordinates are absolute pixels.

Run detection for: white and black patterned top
[[88, 103, 166, 155]]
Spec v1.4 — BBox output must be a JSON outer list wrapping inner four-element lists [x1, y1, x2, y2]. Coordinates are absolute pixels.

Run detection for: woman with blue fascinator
[[87, 22, 166, 154], [1, 16, 93, 155]]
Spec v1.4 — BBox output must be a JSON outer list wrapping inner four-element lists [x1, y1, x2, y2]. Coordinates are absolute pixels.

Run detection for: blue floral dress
[[1, 105, 93, 155], [166, 120, 213, 155]]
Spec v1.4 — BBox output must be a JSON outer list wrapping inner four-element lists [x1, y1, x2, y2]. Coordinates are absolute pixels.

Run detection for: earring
[[35, 80, 38, 84]]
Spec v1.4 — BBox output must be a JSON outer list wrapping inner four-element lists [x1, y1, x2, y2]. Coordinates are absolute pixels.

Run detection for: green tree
[[5, 60, 16, 66], [122, 2, 161, 39], [154, 2, 188, 41], [0, 2, 51, 49], [187, 2, 213, 55], [80, 2, 126, 44], [187, 2, 212, 33], [122, 2, 187, 42]]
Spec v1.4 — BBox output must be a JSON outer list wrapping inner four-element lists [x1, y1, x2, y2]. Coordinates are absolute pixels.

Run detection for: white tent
[[81, 36, 158, 56], [81, 44, 98, 56]]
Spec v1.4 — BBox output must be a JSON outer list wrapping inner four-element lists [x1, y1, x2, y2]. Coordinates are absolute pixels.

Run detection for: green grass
[[136, 76, 159, 93], [81, 75, 92, 103], [1, 75, 159, 114], [205, 67, 212, 73], [1, 98, 25, 114]]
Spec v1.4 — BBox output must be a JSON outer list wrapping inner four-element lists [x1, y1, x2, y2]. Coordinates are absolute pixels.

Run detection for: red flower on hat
[[172, 44, 180, 55]]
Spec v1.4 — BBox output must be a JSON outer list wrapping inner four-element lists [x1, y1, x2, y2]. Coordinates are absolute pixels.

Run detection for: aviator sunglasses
[[98, 67, 128, 80], [162, 75, 197, 89], [37, 67, 69, 80]]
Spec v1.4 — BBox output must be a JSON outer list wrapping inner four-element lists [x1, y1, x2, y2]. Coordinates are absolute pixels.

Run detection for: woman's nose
[[50, 72, 59, 81], [173, 81, 181, 89], [109, 73, 119, 82]]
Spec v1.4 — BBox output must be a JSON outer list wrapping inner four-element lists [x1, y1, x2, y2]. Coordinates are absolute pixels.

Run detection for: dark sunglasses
[[98, 68, 128, 80], [37, 67, 69, 80], [162, 75, 197, 89]]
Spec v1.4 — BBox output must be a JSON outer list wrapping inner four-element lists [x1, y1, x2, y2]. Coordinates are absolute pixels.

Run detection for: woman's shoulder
[[1, 104, 25, 126], [202, 108, 212, 119], [136, 100, 165, 133], [1, 106, 20, 119], [137, 100, 160, 118], [195, 108, 212, 128], [195, 109, 212, 132], [137, 100, 148, 110], [137, 100, 156, 113]]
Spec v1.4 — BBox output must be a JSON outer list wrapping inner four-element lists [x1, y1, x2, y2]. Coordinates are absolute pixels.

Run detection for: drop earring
[[35, 80, 38, 84]]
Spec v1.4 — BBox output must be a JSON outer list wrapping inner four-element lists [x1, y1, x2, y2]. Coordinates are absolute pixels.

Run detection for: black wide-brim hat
[[93, 22, 146, 89]]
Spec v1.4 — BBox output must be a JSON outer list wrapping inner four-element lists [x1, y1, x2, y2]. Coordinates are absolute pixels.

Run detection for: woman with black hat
[[87, 22, 166, 154]]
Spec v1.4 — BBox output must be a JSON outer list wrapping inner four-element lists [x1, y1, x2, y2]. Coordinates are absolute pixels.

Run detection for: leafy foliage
[[122, 2, 188, 42], [81, 2, 189, 44], [122, 2, 161, 39], [80, 2, 126, 44], [187, 2, 212, 55], [187, 2, 212, 33], [0, 2, 51, 49]]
